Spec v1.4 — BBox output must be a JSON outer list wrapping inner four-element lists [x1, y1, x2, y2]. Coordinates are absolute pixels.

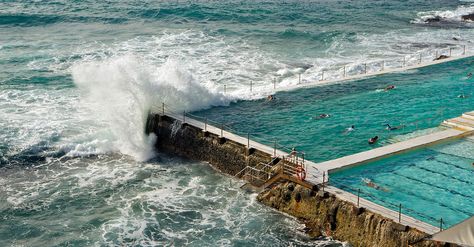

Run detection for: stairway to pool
[[442, 111, 474, 131]]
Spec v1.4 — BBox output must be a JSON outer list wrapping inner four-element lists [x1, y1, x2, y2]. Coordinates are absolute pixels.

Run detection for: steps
[[442, 113, 474, 131]]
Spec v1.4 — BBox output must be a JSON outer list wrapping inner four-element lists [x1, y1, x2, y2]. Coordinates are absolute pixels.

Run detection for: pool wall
[[258, 182, 441, 247], [146, 113, 448, 247]]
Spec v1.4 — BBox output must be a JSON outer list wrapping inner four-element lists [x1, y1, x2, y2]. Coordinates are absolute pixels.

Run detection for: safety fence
[[220, 44, 470, 94], [329, 179, 457, 231]]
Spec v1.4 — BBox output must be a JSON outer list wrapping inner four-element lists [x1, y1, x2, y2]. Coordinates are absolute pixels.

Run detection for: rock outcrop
[[462, 13, 474, 22], [257, 182, 455, 247]]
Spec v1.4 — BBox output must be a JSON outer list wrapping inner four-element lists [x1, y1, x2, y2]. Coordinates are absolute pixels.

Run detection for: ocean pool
[[330, 139, 474, 228], [193, 57, 474, 162]]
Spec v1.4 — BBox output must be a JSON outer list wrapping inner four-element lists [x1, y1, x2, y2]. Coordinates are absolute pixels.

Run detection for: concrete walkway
[[269, 53, 474, 95], [326, 186, 440, 234], [315, 128, 469, 174]]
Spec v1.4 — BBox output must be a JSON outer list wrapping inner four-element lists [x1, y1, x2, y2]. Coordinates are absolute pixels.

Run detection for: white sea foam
[[412, 4, 474, 24], [71, 55, 227, 161]]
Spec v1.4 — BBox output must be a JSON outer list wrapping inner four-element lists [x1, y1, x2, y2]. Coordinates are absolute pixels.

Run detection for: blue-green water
[[194, 57, 474, 162], [331, 139, 474, 228], [2, 0, 474, 246]]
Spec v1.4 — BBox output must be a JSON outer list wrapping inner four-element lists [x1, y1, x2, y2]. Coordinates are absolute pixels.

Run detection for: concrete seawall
[[146, 114, 276, 177], [146, 113, 455, 247]]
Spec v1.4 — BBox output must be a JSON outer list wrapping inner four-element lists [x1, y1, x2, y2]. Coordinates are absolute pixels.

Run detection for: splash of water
[[71, 55, 227, 161]]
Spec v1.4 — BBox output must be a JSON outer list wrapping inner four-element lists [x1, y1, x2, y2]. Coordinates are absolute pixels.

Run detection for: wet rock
[[434, 55, 449, 61], [462, 13, 474, 22]]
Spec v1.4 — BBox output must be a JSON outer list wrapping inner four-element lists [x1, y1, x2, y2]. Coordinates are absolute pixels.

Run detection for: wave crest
[[71, 55, 227, 161], [412, 5, 474, 25]]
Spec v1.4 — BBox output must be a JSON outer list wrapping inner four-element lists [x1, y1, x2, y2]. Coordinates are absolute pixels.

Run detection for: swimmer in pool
[[313, 113, 330, 120], [344, 125, 355, 134], [384, 85, 396, 91], [362, 178, 389, 192]]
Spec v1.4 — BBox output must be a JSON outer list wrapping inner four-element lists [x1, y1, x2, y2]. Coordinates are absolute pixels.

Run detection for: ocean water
[[2, 0, 474, 246], [331, 139, 474, 228]]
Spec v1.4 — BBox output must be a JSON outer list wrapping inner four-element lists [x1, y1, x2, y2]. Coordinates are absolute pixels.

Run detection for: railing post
[[162, 102, 165, 115], [435, 50, 438, 59], [250, 81, 253, 92], [322, 172, 325, 192], [463, 45, 466, 55], [273, 78, 276, 89], [183, 111, 186, 123], [321, 71, 324, 81], [364, 63, 367, 74], [205, 118, 208, 131], [273, 140, 276, 157], [403, 56, 406, 67], [220, 123, 224, 137], [449, 48, 453, 57], [343, 65, 346, 77], [419, 53, 422, 64], [298, 73, 301, 84], [357, 188, 360, 207], [381, 60, 384, 71], [224, 84, 226, 94], [398, 203, 402, 223], [439, 218, 443, 231], [247, 133, 250, 148]]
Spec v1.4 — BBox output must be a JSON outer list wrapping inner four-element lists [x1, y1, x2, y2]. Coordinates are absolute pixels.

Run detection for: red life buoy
[[296, 165, 306, 181]]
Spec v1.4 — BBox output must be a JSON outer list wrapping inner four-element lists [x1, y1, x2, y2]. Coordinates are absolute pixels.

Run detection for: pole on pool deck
[[449, 48, 453, 57], [273, 140, 276, 157], [162, 102, 165, 115], [250, 81, 253, 92], [205, 118, 208, 131], [183, 111, 186, 123], [224, 84, 226, 94], [381, 61, 384, 71], [273, 78, 276, 89], [220, 123, 224, 137], [439, 218, 443, 231], [322, 172, 325, 192], [403, 56, 406, 67], [343, 65, 346, 77], [463, 45, 466, 55], [435, 50, 438, 59], [419, 53, 422, 64], [364, 63, 367, 74], [298, 73, 301, 84], [321, 71, 324, 81], [247, 133, 250, 148], [398, 204, 402, 223], [357, 188, 360, 207]]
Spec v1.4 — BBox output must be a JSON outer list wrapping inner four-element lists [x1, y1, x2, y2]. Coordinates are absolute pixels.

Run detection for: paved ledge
[[316, 128, 470, 174]]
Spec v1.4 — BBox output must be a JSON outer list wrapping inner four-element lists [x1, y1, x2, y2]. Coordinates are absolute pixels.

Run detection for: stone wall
[[258, 182, 455, 247], [146, 114, 274, 176]]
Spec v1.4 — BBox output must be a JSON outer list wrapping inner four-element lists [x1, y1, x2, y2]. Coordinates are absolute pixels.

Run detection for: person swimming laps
[[385, 123, 403, 131], [368, 136, 378, 144], [343, 125, 355, 134], [362, 178, 389, 192], [384, 85, 396, 91], [313, 113, 330, 120]]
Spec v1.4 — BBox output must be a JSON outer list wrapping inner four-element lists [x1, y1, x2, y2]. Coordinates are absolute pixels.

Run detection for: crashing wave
[[412, 5, 474, 25]]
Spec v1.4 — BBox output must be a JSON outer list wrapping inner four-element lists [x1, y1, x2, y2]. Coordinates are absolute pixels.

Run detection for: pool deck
[[317, 128, 468, 174]]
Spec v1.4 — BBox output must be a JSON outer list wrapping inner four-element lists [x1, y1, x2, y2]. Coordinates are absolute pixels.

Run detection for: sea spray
[[71, 55, 227, 161]]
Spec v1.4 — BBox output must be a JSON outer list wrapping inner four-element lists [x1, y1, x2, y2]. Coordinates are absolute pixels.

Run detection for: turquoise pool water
[[194, 57, 474, 162], [330, 139, 474, 228]]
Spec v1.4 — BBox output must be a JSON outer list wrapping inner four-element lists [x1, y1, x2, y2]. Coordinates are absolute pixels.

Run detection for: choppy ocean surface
[[1, 0, 474, 246]]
